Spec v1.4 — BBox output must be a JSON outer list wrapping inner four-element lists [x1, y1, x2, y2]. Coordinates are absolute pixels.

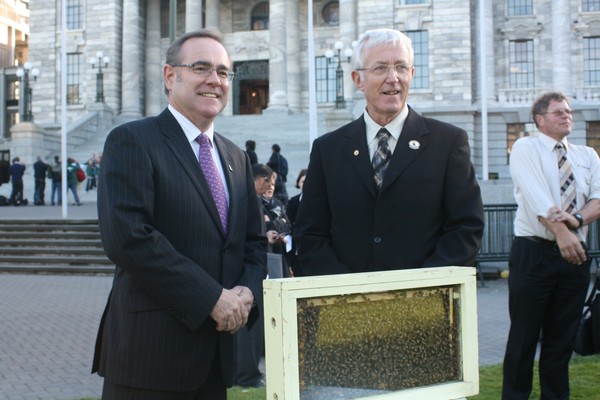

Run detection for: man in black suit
[[294, 28, 484, 275], [92, 30, 267, 400]]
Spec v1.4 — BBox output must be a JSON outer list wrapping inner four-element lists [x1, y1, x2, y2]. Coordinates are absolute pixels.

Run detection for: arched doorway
[[233, 60, 269, 115]]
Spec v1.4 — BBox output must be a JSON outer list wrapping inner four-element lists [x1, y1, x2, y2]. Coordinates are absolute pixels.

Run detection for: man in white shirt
[[503, 91, 600, 399]]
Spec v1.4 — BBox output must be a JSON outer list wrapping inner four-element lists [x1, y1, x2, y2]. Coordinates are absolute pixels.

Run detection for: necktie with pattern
[[555, 142, 577, 213], [372, 128, 392, 190], [197, 133, 229, 233]]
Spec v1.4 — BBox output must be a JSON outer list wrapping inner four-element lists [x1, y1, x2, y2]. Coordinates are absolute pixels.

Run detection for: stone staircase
[[0, 219, 114, 274]]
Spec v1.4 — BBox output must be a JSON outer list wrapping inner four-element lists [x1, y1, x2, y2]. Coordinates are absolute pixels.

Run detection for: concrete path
[[0, 273, 512, 400], [0, 197, 514, 400]]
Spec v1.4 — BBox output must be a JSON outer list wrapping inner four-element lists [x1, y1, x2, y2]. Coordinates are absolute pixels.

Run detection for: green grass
[[78, 355, 600, 399], [470, 354, 600, 400]]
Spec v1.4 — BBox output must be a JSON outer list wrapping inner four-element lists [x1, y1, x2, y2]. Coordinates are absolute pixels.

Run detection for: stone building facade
[[8, 0, 600, 188]]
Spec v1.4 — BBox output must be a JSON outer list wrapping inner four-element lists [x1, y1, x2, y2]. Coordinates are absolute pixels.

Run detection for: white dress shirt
[[510, 132, 600, 241], [364, 104, 409, 160], [168, 105, 230, 204]]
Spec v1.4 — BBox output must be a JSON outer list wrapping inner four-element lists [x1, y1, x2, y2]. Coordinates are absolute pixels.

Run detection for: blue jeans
[[50, 182, 62, 205], [68, 182, 80, 204]]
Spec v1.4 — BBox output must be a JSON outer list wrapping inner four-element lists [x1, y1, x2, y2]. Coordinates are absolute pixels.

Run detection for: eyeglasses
[[541, 109, 573, 117], [356, 63, 413, 77], [171, 62, 235, 81]]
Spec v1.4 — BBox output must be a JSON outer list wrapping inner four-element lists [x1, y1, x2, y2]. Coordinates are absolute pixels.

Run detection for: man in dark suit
[[92, 30, 267, 400], [294, 28, 484, 275]]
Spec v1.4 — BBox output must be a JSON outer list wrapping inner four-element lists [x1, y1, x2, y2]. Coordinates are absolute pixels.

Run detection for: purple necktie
[[196, 133, 228, 233]]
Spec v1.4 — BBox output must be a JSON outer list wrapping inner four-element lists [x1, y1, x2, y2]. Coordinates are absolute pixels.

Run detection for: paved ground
[[0, 198, 516, 400]]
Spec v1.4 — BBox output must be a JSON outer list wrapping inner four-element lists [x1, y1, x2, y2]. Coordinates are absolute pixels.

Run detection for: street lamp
[[89, 51, 110, 103], [15, 61, 40, 122], [325, 40, 353, 109]]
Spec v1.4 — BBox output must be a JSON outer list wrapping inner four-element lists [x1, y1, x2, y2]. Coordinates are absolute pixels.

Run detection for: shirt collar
[[168, 104, 215, 145], [538, 131, 569, 153], [364, 104, 409, 145]]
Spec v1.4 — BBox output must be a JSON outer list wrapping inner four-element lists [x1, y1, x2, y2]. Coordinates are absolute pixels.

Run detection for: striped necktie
[[372, 128, 391, 191], [197, 133, 229, 233], [555, 142, 577, 213]]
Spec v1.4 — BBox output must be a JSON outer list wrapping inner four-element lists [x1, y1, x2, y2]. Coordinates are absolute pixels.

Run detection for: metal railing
[[477, 204, 600, 284]]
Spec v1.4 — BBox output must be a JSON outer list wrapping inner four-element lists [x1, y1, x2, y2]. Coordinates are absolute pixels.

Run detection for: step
[[0, 219, 98, 226], [0, 255, 113, 265], [0, 231, 101, 240], [0, 247, 107, 256], [0, 264, 115, 275], [0, 224, 100, 232], [0, 238, 103, 247]]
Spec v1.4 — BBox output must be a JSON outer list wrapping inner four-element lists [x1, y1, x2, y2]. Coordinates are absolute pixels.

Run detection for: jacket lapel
[[342, 118, 378, 197], [380, 108, 429, 193]]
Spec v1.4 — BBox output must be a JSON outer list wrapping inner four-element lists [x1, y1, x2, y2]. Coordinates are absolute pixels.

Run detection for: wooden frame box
[[263, 266, 479, 400]]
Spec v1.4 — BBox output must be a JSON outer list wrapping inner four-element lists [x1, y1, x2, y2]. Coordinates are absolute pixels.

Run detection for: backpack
[[76, 168, 86, 182]]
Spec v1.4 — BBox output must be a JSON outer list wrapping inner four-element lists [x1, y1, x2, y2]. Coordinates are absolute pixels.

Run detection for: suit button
[[373, 237, 382, 243]]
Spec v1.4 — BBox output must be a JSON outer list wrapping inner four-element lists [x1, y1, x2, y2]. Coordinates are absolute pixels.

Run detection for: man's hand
[[554, 229, 587, 265], [547, 206, 579, 230], [210, 286, 254, 333]]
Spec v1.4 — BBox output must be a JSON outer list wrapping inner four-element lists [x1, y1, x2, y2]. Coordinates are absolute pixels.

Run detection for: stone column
[[146, 0, 163, 116], [118, 0, 143, 122], [266, 0, 289, 113], [205, 0, 220, 31], [185, 0, 203, 31], [286, 0, 301, 112], [552, 0, 572, 95]]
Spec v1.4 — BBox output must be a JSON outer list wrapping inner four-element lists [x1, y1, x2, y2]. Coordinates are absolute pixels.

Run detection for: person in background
[[245, 140, 258, 166], [234, 163, 275, 389], [266, 144, 289, 206], [9, 157, 26, 206], [502, 91, 600, 399], [261, 171, 292, 277], [48, 155, 62, 206], [66, 157, 82, 206], [294, 28, 484, 276], [85, 159, 98, 192], [286, 168, 307, 276], [92, 30, 266, 400], [33, 156, 49, 206]]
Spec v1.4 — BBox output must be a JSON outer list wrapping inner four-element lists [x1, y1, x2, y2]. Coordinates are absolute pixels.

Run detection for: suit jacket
[[294, 107, 484, 276], [92, 108, 267, 391]]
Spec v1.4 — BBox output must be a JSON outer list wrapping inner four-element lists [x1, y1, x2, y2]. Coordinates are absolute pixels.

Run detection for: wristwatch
[[574, 213, 584, 229]]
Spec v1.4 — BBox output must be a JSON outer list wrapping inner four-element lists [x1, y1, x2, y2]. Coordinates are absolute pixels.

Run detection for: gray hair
[[352, 29, 414, 70]]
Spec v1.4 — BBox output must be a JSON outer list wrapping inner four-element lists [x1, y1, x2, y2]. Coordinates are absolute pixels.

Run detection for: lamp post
[[89, 51, 110, 103], [15, 61, 40, 122], [325, 40, 353, 109]]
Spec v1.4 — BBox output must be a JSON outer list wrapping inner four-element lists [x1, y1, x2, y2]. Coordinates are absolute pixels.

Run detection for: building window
[[66, 0, 82, 30], [507, 123, 536, 163], [67, 53, 81, 105], [584, 37, 600, 86], [251, 2, 269, 31], [315, 56, 336, 103], [322, 1, 339, 26], [583, 0, 600, 12], [509, 39, 534, 88], [508, 0, 532, 16], [587, 121, 600, 153], [405, 30, 429, 89]]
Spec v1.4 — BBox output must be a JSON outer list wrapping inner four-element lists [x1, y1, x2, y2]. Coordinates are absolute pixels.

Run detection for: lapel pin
[[409, 140, 420, 150], [353, 150, 360, 156], [228, 164, 233, 171]]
